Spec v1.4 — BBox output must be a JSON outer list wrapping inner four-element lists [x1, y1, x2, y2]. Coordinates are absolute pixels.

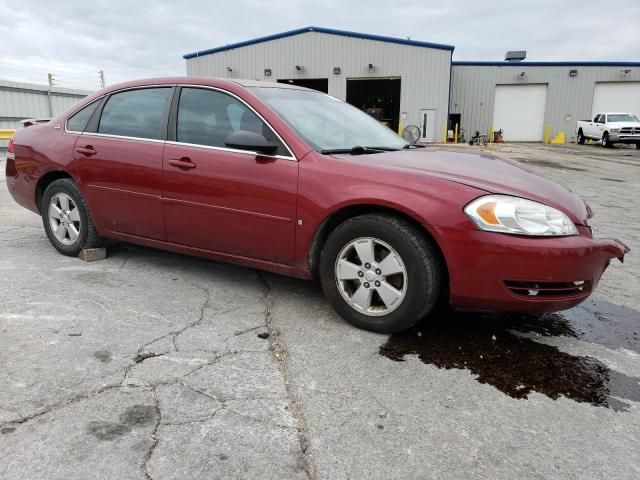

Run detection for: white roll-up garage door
[[492, 84, 548, 141], [592, 82, 640, 118]]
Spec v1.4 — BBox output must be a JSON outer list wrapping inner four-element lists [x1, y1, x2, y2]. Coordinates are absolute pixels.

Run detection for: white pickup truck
[[576, 112, 640, 148]]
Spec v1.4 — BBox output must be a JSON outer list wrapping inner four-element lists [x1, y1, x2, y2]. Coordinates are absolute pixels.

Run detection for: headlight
[[464, 195, 578, 236], [610, 128, 620, 133]]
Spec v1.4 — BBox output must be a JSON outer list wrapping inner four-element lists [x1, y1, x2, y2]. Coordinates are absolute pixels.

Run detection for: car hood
[[358, 148, 589, 223]]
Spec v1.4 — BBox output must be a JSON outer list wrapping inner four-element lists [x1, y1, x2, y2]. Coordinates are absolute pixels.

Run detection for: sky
[[2, 0, 639, 90]]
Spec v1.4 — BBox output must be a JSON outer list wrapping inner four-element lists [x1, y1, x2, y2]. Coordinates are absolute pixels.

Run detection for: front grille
[[504, 280, 592, 298], [620, 127, 640, 135]]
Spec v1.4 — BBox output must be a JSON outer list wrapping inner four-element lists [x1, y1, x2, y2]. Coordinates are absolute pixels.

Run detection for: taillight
[[7, 135, 15, 160], [5, 135, 17, 176]]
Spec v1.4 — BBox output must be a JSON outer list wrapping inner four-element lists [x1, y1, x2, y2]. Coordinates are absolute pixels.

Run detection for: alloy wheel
[[334, 237, 408, 316], [48, 193, 81, 246]]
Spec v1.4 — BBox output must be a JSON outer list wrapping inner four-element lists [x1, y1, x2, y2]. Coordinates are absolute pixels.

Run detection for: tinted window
[[98, 88, 171, 140], [176, 87, 288, 156], [67, 100, 99, 132]]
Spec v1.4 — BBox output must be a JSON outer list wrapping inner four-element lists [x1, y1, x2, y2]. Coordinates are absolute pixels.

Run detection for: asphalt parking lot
[[1, 142, 639, 480]]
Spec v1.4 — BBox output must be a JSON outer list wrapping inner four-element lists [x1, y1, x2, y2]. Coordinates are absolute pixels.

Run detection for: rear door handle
[[75, 146, 97, 156], [168, 157, 196, 170]]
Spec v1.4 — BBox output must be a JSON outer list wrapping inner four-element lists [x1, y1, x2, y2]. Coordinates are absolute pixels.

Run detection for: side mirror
[[224, 130, 278, 155]]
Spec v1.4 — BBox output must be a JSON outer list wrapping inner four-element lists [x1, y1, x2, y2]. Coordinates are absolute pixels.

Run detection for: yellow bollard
[[443, 126, 447, 143], [488, 126, 494, 144], [454, 123, 459, 144], [544, 125, 551, 144], [398, 121, 403, 135]]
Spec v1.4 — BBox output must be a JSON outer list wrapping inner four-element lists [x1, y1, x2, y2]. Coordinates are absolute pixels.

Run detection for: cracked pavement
[[1, 143, 639, 479]]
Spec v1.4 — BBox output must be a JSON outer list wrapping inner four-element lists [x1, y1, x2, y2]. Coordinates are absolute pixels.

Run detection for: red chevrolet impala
[[6, 77, 629, 332]]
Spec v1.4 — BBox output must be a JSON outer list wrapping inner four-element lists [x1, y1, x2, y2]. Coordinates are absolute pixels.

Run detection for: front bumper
[[435, 226, 629, 313], [609, 132, 640, 143]]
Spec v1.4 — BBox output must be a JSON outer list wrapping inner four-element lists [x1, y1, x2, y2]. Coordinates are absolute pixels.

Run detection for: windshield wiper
[[403, 143, 425, 149], [320, 146, 392, 155]]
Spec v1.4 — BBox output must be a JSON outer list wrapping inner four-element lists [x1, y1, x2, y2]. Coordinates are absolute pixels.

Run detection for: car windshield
[[607, 114, 639, 122], [249, 86, 408, 152]]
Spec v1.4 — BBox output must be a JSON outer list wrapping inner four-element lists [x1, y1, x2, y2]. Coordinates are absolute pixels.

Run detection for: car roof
[[229, 79, 311, 90], [99, 76, 313, 94]]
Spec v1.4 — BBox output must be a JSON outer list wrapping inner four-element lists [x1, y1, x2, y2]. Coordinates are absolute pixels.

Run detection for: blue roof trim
[[453, 61, 640, 67], [183, 26, 455, 59]]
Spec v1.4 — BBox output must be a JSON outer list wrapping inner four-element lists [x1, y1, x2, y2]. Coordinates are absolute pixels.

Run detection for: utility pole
[[46, 73, 55, 117], [98, 70, 105, 88]]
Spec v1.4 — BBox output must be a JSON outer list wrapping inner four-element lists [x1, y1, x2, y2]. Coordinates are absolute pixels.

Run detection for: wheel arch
[[35, 170, 74, 213], [307, 203, 450, 299]]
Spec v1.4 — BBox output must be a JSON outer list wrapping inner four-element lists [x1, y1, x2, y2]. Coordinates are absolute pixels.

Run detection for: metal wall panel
[[450, 64, 640, 142], [0, 80, 90, 130], [186, 31, 452, 138]]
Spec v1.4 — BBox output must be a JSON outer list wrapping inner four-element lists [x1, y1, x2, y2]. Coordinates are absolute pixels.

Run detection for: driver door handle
[[168, 157, 196, 170]]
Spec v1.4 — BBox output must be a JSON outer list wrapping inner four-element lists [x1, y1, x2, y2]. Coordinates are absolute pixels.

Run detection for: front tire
[[42, 178, 103, 256], [577, 129, 585, 144], [319, 214, 441, 333], [602, 132, 612, 148]]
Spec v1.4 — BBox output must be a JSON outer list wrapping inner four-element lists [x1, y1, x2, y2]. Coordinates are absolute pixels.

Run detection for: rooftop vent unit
[[505, 50, 527, 62]]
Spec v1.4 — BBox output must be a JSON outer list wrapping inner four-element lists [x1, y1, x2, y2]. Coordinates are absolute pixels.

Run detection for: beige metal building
[[450, 62, 640, 142], [184, 27, 640, 144], [184, 26, 454, 141]]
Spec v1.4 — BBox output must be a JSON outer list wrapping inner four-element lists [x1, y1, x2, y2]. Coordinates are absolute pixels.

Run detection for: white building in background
[[451, 62, 640, 143], [184, 26, 454, 142], [184, 26, 640, 143]]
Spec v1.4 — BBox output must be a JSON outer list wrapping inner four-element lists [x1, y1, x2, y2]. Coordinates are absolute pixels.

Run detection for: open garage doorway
[[277, 78, 328, 93], [346, 78, 401, 132]]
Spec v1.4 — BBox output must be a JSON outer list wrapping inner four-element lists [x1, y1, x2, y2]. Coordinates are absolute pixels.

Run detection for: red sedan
[[6, 77, 629, 332]]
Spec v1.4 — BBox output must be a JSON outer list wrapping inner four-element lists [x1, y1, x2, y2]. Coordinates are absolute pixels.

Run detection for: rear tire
[[319, 214, 441, 333], [577, 129, 585, 144], [41, 178, 103, 256]]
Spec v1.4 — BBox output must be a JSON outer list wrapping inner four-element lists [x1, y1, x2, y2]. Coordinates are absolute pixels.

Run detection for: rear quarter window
[[67, 100, 100, 132]]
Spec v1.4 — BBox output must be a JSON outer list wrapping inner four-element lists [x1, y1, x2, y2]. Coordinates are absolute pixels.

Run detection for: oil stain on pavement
[[380, 301, 640, 411], [87, 404, 157, 441]]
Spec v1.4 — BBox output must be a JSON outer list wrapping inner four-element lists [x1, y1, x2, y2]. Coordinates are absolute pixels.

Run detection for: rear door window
[[98, 88, 171, 140], [176, 87, 288, 156], [67, 100, 100, 132]]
